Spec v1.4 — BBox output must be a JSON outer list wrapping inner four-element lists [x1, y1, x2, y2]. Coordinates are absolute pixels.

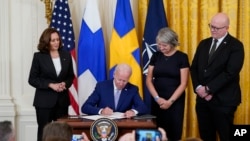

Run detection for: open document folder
[[82, 112, 125, 120]]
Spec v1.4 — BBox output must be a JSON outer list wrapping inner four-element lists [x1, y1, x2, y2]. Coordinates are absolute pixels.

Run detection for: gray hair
[[0, 121, 14, 141], [156, 27, 179, 47], [114, 63, 132, 76]]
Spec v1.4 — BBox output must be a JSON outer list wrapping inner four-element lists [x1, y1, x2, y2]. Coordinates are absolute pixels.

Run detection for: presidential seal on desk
[[90, 118, 118, 141]]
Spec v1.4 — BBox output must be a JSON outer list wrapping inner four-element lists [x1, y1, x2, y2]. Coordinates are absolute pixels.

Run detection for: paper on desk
[[82, 112, 125, 120]]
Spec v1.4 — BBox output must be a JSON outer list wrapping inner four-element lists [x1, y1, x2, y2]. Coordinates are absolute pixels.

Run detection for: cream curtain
[[139, 0, 250, 139]]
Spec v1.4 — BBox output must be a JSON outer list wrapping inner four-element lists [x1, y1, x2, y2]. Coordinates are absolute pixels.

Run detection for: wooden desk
[[57, 116, 157, 139]]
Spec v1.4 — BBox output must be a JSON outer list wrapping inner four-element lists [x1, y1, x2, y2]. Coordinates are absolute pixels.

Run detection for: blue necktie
[[114, 89, 120, 109]]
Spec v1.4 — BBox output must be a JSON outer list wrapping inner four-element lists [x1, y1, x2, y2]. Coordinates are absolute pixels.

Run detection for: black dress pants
[[35, 105, 68, 141], [196, 102, 237, 141]]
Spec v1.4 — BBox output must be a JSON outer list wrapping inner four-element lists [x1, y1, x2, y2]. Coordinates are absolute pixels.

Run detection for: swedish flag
[[109, 0, 143, 97]]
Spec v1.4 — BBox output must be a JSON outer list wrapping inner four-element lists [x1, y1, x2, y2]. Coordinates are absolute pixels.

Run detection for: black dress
[[149, 51, 190, 141]]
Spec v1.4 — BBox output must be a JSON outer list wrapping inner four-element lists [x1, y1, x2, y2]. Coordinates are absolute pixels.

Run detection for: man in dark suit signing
[[190, 13, 244, 141], [81, 63, 148, 118]]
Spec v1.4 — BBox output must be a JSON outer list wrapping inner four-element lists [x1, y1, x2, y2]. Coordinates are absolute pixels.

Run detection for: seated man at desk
[[81, 63, 148, 118]]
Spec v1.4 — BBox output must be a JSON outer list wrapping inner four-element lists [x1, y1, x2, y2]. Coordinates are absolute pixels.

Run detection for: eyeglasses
[[208, 24, 227, 31]]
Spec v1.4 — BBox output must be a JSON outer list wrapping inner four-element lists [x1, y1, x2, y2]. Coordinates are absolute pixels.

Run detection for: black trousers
[[35, 104, 68, 141], [196, 102, 237, 141], [152, 98, 185, 141]]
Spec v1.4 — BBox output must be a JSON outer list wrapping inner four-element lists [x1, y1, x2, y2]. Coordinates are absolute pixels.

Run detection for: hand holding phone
[[135, 129, 162, 141], [72, 134, 83, 141], [72, 132, 90, 141]]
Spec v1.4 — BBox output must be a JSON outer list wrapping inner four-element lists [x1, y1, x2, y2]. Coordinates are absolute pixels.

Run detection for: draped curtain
[[139, 0, 250, 139]]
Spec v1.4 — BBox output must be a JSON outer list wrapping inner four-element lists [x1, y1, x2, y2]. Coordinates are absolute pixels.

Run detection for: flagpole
[[40, 0, 53, 25]]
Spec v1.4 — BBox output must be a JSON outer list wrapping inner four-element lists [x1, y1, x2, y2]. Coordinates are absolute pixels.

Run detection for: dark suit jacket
[[28, 51, 74, 108], [81, 79, 149, 115], [190, 33, 244, 106]]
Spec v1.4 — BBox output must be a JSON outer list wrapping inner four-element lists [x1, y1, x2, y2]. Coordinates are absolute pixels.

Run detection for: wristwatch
[[154, 96, 159, 102]]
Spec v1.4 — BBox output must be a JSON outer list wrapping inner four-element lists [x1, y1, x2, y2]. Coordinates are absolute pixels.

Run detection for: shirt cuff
[[195, 85, 202, 91], [98, 108, 103, 115], [131, 109, 138, 115]]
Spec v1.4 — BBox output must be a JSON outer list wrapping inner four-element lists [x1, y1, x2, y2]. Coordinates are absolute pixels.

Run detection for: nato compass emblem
[[90, 118, 118, 141]]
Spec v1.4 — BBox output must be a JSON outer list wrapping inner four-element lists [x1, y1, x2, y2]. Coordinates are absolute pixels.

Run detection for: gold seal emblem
[[90, 118, 118, 141]]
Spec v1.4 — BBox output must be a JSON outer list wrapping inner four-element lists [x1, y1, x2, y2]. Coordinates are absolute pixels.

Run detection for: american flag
[[50, 0, 79, 115]]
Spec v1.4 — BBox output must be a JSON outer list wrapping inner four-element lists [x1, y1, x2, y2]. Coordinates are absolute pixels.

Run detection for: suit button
[[204, 69, 207, 72]]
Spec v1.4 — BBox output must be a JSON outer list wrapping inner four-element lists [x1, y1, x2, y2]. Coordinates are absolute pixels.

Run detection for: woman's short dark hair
[[37, 28, 63, 53]]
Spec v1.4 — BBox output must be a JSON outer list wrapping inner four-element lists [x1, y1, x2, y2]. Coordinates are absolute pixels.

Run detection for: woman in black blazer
[[28, 28, 74, 141]]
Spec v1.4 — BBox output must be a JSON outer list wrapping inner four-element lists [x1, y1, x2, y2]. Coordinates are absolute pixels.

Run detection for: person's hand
[[196, 86, 208, 98], [118, 128, 168, 141], [118, 130, 135, 141], [204, 94, 213, 101], [101, 107, 113, 115], [49, 83, 64, 92], [156, 97, 165, 105], [80, 132, 90, 141], [158, 127, 168, 141], [59, 82, 66, 90], [159, 98, 174, 110], [124, 110, 135, 118], [157, 97, 172, 110]]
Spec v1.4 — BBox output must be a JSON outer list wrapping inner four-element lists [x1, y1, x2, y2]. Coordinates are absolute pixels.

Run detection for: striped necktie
[[209, 39, 218, 60]]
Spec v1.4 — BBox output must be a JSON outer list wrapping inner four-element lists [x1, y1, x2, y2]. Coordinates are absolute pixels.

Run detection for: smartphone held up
[[135, 129, 162, 141]]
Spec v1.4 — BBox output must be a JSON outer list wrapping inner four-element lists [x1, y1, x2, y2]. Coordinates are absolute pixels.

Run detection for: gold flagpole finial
[[40, 0, 53, 25]]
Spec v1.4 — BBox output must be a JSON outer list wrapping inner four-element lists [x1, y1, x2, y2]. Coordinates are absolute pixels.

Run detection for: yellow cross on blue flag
[[109, 0, 143, 97]]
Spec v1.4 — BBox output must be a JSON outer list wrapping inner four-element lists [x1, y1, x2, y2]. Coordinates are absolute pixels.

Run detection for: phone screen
[[135, 129, 162, 141], [72, 134, 82, 141]]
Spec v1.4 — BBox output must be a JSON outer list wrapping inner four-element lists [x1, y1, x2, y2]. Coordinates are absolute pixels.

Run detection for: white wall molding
[[16, 108, 37, 141], [0, 0, 16, 124]]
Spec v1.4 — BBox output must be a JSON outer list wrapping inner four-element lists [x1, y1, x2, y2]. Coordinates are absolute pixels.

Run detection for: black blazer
[[28, 50, 74, 108], [190, 34, 244, 106]]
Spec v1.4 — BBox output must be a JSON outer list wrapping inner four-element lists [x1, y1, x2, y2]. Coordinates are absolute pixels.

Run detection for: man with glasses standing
[[190, 13, 244, 141], [81, 63, 148, 118]]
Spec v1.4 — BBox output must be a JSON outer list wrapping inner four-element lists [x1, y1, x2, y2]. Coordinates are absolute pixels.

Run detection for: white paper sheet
[[82, 112, 125, 120]]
